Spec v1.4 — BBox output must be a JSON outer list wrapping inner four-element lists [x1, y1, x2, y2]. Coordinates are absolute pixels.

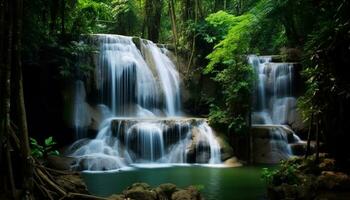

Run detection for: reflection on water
[[82, 166, 269, 200]]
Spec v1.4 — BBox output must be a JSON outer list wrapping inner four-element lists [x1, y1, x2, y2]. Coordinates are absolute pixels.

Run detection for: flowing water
[[70, 34, 221, 170], [248, 55, 301, 160]]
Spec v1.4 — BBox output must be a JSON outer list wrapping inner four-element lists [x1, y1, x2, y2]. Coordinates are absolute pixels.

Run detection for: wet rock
[[317, 171, 350, 190], [215, 134, 234, 161], [224, 157, 242, 167], [56, 174, 88, 194], [186, 127, 211, 163], [108, 183, 203, 200], [290, 142, 309, 156], [108, 194, 125, 200], [318, 158, 336, 171], [47, 155, 76, 171], [156, 183, 178, 199], [124, 183, 157, 200], [171, 186, 203, 200]]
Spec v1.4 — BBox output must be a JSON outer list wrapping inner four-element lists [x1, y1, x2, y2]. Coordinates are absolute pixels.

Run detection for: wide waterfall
[[70, 34, 221, 170], [248, 55, 302, 163]]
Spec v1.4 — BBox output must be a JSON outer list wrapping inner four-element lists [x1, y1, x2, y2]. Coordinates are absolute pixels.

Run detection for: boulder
[[124, 183, 157, 200], [171, 186, 202, 200], [108, 194, 125, 200], [156, 183, 178, 199], [215, 134, 234, 161], [224, 157, 242, 167], [55, 174, 88, 194], [317, 171, 350, 190], [46, 155, 76, 171], [318, 158, 336, 171]]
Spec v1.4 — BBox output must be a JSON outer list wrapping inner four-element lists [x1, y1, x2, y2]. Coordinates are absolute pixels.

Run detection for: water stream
[[71, 34, 221, 170], [248, 55, 302, 161]]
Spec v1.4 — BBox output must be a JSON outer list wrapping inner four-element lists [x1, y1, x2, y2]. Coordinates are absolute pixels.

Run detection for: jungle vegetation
[[0, 0, 349, 198]]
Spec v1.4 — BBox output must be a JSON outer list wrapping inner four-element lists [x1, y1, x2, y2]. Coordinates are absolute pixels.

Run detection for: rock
[[224, 157, 242, 167], [186, 127, 211, 163], [318, 171, 350, 190], [56, 174, 88, 194], [108, 194, 125, 200], [290, 143, 308, 156], [280, 48, 302, 62], [46, 155, 76, 170], [318, 158, 336, 171], [124, 183, 157, 200], [289, 109, 306, 132], [215, 134, 234, 161], [171, 186, 202, 200], [156, 183, 178, 199]]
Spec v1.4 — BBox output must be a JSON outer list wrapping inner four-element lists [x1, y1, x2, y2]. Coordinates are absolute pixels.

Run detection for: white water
[[248, 55, 301, 159], [141, 40, 181, 116], [73, 80, 90, 139], [71, 34, 221, 170]]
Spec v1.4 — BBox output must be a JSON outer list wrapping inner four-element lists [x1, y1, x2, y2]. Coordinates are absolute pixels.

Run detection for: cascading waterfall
[[141, 40, 181, 116], [71, 34, 221, 170], [248, 55, 301, 160]]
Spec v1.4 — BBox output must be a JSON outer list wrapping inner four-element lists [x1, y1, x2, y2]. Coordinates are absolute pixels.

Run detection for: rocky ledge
[[109, 183, 204, 200], [266, 154, 350, 200]]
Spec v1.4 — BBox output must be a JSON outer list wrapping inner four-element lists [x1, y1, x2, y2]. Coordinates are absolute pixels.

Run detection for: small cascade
[[141, 40, 181, 116], [96, 34, 159, 116], [73, 80, 90, 139], [70, 34, 222, 170], [248, 55, 302, 163]]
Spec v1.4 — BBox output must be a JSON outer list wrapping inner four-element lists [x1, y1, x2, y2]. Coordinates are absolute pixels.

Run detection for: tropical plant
[[30, 137, 60, 159]]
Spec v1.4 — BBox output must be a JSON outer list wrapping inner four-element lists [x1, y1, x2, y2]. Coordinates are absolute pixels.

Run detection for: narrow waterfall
[[70, 34, 221, 170], [141, 40, 181, 116], [73, 80, 90, 139], [248, 55, 301, 162]]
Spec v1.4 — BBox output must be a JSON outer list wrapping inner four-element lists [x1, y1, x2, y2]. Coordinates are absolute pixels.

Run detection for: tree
[[0, 0, 33, 198], [144, 0, 163, 42]]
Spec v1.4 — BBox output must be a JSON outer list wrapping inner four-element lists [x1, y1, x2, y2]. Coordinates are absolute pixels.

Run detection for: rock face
[[108, 183, 204, 200], [251, 125, 303, 164]]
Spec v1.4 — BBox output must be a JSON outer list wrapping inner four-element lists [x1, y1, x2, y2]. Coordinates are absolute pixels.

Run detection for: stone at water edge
[[46, 155, 77, 171], [123, 183, 157, 200], [171, 186, 203, 200], [215, 133, 234, 161], [224, 157, 242, 167], [156, 183, 178, 199], [108, 183, 204, 200]]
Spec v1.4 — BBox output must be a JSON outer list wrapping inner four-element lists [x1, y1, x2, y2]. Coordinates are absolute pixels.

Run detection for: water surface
[[82, 165, 269, 200]]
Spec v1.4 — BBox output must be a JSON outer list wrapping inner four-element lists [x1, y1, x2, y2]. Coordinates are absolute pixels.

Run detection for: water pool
[[82, 165, 269, 200]]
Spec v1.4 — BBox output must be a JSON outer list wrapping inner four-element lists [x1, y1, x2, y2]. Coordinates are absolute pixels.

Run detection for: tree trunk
[[12, 0, 34, 195], [0, 0, 14, 197], [61, 0, 65, 35], [305, 114, 313, 159], [144, 0, 163, 42], [315, 117, 320, 163], [169, 0, 178, 46]]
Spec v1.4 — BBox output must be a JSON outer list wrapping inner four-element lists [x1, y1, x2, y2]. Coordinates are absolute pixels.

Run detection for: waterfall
[[248, 55, 301, 161], [70, 34, 222, 170], [141, 40, 181, 116], [73, 80, 90, 139]]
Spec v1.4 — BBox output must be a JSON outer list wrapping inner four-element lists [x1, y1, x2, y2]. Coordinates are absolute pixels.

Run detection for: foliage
[[58, 41, 96, 78], [192, 184, 205, 191], [297, 0, 350, 160], [30, 137, 60, 159], [201, 1, 278, 133], [261, 161, 300, 186]]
